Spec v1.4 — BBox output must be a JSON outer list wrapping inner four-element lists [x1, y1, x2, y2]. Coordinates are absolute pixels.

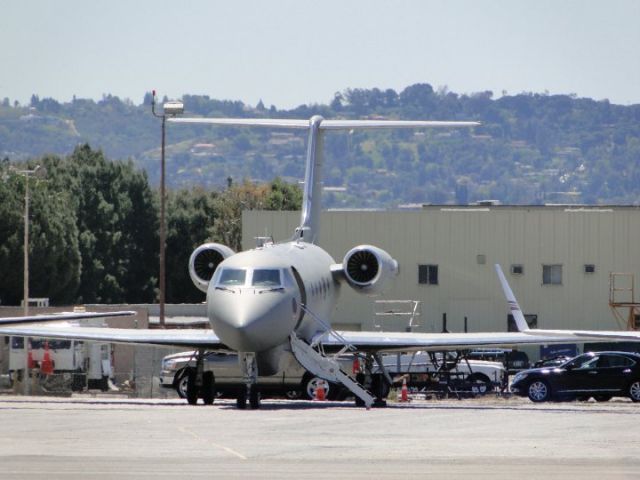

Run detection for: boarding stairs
[[289, 332, 375, 408]]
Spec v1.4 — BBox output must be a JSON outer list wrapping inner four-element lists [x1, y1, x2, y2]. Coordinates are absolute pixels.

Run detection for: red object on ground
[[40, 341, 54, 375], [399, 377, 409, 402]]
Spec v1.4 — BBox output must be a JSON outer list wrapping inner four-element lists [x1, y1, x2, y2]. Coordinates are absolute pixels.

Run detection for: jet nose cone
[[207, 289, 297, 352]]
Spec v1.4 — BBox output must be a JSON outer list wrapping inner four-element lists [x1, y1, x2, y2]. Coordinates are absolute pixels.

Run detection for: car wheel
[[527, 379, 551, 402], [629, 380, 640, 402], [176, 373, 188, 399], [467, 373, 492, 396], [302, 374, 331, 400], [201, 371, 216, 405], [593, 395, 612, 402]]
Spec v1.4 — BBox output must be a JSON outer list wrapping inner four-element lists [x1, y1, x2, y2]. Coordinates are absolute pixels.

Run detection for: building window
[[511, 264, 524, 275], [542, 264, 562, 285], [584, 264, 595, 274], [418, 264, 438, 285], [476, 254, 486, 265]]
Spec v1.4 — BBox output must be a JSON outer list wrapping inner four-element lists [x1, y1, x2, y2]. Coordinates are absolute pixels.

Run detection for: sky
[[1, 0, 639, 109]]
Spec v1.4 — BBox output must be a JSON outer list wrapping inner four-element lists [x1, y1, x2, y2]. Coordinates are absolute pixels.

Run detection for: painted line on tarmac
[[178, 426, 248, 460]]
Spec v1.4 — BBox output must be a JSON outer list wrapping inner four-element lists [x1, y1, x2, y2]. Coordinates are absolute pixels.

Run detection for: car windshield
[[218, 268, 247, 286], [252, 269, 281, 287]]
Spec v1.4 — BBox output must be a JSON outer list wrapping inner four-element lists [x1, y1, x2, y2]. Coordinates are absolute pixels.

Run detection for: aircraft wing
[[317, 329, 638, 354], [0, 310, 136, 326], [0, 323, 227, 350], [316, 263, 640, 353]]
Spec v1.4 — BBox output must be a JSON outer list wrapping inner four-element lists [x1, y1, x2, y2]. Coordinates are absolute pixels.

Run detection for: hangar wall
[[243, 206, 640, 334]]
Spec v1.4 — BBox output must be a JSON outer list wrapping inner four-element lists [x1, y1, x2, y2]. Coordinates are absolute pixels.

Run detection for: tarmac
[[0, 394, 638, 479]]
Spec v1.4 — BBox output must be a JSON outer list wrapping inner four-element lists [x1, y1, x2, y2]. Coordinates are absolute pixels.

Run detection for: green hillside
[[2, 84, 639, 207]]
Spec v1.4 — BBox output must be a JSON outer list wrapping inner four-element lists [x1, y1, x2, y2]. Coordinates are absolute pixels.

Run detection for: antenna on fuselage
[[170, 116, 480, 245]]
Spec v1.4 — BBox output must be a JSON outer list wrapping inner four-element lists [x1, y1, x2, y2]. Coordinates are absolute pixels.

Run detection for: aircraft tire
[[186, 368, 199, 405], [202, 371, 216, 405], [236, 388, 247, 409], [249, 386, 260, 409]]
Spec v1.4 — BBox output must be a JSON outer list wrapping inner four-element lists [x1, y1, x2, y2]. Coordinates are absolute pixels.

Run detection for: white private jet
[[1, 115, 639, 409]]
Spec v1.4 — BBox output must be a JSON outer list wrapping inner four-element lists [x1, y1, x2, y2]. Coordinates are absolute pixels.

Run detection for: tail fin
[[170, 116, 479, 245], [494, 264, 530, 332]]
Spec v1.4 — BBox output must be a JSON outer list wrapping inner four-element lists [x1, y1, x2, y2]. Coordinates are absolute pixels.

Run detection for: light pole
[[17, 165, 45, 316], [15, 164, 45, 396], [151, 91, 183, 328]]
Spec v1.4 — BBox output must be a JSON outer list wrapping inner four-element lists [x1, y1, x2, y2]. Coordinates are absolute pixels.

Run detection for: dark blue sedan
[[511, 351, 640, 402]]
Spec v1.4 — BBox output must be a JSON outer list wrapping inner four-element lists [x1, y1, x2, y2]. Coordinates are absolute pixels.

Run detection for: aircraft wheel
[[186, 368, 199, 405], [236, 388, 247, 409], [202, 371, 216, 405], [371, 374, 390, 400], [249, 386, 261, 409]]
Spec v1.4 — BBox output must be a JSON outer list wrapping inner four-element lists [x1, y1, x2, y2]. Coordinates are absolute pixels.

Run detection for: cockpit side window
[[218, 268, 247, 286], [252, 269, 281, 287]]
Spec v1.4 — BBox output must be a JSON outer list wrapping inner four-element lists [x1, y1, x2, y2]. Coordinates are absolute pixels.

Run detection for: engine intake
[[342, 245, 398, 294], [189, 243, 235, 293]]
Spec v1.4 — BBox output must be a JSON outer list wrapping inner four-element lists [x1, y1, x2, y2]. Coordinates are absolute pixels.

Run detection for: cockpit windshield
[[218, 268, 247, 286], [252, 269, 281, 287]]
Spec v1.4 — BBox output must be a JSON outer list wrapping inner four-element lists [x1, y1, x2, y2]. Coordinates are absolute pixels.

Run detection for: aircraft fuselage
[[206, 241, 339, 354]]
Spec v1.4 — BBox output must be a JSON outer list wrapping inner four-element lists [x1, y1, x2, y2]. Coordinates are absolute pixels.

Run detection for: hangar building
[[243, 205, 640, 335]]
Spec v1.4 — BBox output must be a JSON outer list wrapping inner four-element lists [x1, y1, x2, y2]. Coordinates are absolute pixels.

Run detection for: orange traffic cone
[[314, 383, 326, 401], [399, 377, 409, 402], [41, 341, 54, 375], [27, 347, 36, 368]]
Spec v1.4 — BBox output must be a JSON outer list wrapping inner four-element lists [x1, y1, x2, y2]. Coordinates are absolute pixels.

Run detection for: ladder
[[289, 332, 375, 408]]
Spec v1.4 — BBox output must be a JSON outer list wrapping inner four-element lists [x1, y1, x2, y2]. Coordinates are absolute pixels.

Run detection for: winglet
[[494, 264, 529, 332]]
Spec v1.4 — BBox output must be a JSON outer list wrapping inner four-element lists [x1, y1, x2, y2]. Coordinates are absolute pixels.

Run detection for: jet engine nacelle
[[342, 245, 399, 294], [189, 243, 235, 293]]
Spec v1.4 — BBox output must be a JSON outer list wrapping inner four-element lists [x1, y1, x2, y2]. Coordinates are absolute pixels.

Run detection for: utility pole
[[17, 165, 44, 395], [151, 92, 183, 328]]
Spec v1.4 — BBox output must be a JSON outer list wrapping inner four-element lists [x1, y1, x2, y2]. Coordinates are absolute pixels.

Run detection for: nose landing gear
[[237, 352, 260, 409]]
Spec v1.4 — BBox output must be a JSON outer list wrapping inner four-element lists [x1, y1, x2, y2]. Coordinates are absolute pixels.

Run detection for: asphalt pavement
[[0, 394, 638, 479]]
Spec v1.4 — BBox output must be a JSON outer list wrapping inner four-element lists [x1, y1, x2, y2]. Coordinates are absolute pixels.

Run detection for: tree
[[165, 187, 219, 303], [43, 145, 158, 304], [0, 163, 80, 305]]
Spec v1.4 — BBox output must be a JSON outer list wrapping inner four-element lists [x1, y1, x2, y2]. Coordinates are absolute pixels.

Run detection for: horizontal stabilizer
[[169, 118, 310, 129], [170, 117, 480, 130]]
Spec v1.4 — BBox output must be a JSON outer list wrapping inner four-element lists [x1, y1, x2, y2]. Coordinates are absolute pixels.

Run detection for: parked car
[[466, 349, 530, 373], [510, 351, 640, 402], [160, 350, 353, 401]]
